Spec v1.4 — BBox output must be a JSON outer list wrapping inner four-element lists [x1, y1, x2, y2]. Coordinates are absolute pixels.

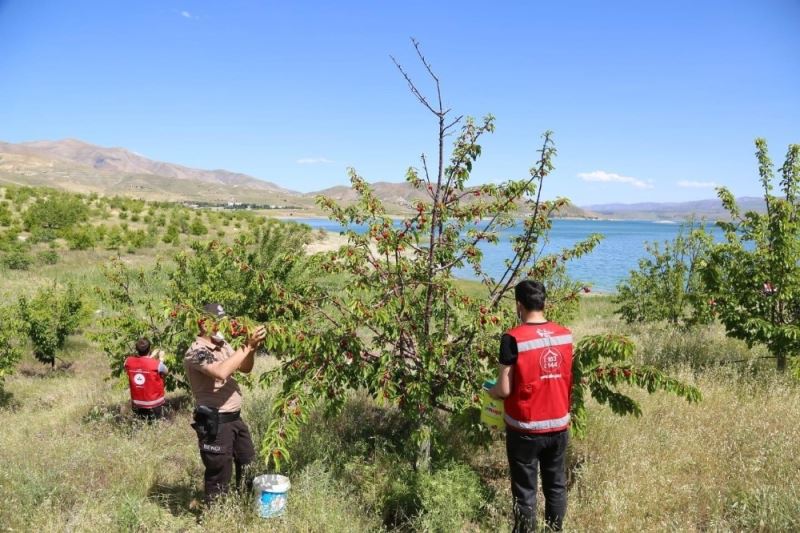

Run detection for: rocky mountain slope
[[2, 138, 753, 219], [0, 139, 299, 204]]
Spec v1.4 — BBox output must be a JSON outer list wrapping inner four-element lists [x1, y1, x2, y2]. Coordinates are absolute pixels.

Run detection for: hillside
[[2, 139, 756, 220], [309, 181, 430, 209], [308, 181, 598, 218], [0, 140, 601, 217], [0, 139, 304, 205], [584, 197, 766, 220]]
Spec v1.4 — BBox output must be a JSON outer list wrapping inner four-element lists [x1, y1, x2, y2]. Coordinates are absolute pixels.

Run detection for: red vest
[[124, 356, 165, 409], [503, 322, 573, 434]]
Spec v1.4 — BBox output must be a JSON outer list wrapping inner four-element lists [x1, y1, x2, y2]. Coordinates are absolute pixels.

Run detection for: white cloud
[[296, 157, 335, 165], [677, 180, 720, 188], [577, 170, 654, 189], [180, 11, 196, 19]]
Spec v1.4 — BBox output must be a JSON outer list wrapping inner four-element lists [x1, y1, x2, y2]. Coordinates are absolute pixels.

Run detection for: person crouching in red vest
[[124, 337, 168, 420], [488, 280, 573, 532]]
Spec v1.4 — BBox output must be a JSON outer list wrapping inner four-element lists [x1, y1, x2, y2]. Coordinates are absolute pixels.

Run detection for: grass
[[0, 342, 381, 532], [2, 205, 800, 530], [2, 293, 799, 531]]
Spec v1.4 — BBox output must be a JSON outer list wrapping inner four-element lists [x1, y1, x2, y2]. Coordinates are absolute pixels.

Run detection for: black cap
[[202, 302, 227, 318]]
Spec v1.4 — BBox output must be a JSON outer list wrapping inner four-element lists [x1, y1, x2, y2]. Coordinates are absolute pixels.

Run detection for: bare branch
[[411, 37, 440, 85], [410, 37, 445, 118], [490, 133, 555, 305], [391, 55, 439, 116], [421, 153, 432, 188], [443, 115, 463, 133]]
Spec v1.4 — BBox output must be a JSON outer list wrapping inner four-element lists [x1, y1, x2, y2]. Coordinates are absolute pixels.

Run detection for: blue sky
[[0, 0, 797, 205]]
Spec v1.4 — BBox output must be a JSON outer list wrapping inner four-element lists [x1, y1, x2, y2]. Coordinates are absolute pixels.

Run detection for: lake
[[288, 217, 719, 292]]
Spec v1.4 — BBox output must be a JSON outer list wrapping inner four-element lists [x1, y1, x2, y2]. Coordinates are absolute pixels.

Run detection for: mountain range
[[584, 197, 765, 220], [0, 139, 761, 219]]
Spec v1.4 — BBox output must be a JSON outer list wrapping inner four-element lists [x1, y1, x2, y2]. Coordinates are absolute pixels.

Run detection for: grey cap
[[202, 302, 227, 318]]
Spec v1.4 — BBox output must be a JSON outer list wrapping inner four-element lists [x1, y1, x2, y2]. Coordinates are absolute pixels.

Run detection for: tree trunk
[[777, 354, 787, 372], [415, 423, 432, 473]]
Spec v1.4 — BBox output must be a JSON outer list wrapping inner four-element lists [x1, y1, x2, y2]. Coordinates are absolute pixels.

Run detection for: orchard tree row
[[615, 139, 800, 373], [0, 283, 86, 400], [0, 185, 282, 269]]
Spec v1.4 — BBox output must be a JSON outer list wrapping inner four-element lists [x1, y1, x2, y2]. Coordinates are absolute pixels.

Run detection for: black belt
[[218, 410, 241, 423]]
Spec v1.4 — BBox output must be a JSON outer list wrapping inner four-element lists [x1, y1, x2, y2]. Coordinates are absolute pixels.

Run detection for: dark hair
[[515, 280, 546, 311], [135, 338, 151, 356]]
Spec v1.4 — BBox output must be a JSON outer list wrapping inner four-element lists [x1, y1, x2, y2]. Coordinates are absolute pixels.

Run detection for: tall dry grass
[[1, 285, 799, 531]]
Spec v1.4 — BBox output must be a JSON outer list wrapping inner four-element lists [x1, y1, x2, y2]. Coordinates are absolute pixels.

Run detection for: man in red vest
[[489, 280, 573, 532], [123, 337, 168, 420]]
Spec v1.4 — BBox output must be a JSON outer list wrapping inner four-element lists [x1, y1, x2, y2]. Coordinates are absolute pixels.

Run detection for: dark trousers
[[195, 418, 256, 504], [506, 429, 568, 532]]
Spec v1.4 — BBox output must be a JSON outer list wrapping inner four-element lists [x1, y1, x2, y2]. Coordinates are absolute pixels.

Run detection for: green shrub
[[65, 226, 97, 250], [23, 194, 88, 233], [37, 250, 59, 265], [105, 227, 125, 250], [189, 218, 207, 236], [162, 225, 180, 245], [2, 244, 33, 270], [0, 229, 20, 251], [125, 229, 152, 250], [615, 220, 714, 327], [0, 306, 22, 400], [94, 225, 107, 241], [17, 283, 86, 367], [95, 220, 313, 391], [0, 203, 12, 226], [701, 139, 800, 371], [28, 226, 57, 243]]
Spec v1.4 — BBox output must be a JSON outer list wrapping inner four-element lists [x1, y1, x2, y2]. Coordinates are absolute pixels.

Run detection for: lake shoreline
[[304, 229, 620, 295], [262, 211, 695, 224]]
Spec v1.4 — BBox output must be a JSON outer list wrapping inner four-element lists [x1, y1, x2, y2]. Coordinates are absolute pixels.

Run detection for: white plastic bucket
[[253, 474, 291, 518]]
